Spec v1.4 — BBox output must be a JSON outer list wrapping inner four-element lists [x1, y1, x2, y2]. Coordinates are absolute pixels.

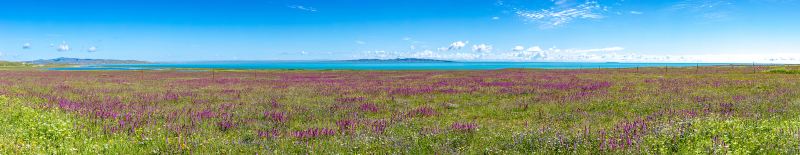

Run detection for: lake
[[48, 61, 737, 71]]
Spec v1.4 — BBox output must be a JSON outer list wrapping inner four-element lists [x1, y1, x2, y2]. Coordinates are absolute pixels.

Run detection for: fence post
[[696, 63, 699, 74], [212, 69, 216, 81], [730, 64, 734, 72]]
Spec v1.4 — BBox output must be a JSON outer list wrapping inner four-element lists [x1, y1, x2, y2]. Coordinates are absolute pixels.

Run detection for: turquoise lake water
[[48, 62, 738, 71]]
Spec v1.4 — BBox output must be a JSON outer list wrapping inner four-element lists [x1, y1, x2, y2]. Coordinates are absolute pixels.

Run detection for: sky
[[1, 0, 799, 63]]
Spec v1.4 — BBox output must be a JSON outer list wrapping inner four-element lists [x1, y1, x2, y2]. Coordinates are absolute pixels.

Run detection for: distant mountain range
[[26, 57, 150, 65], [342, 58, 454, 63]]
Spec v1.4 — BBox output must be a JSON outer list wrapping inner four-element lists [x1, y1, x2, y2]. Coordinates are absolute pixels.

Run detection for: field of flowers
[[1, 66, 800, 154]]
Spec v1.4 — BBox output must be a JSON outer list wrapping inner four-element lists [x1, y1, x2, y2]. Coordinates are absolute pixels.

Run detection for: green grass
[[2, 66, 800, 154], [0, 96, 77, 154], [0, 96, 224, 154], [0, 61, 24, 66], [642, 117, 800, 154], [765, 68, 800, 74]]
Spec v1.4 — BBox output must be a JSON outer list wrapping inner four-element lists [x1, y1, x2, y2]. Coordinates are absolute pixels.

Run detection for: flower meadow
[[2, 66, 800, 154]]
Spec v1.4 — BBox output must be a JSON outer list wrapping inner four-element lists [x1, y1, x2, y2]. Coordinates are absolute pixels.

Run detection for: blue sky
[[1, 0, 799, 63]]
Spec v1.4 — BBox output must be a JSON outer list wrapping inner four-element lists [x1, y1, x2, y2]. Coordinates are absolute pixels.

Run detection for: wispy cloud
[[355, 40, 366, 45], [552, 0, 571, 6], [629, 11, 643, 15], [671, 0, 732, 11], [288, 5, 318, 12], [87, 46, 97, 52], [402, 37, 424, 44], [669, 0, 734, 20], [22, 43, 31, 49], [516, 1, 606, 28]]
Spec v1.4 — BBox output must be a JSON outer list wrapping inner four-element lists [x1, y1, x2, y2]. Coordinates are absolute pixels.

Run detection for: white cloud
[[409, 50, 482, 60], [472, 44, 493, 53], [355, 40, 366, 45], [496, 47, 629, 62], [526, 46, 543, 52], [360, 45, 800, 63], [447, 41, 468, 51], [362, 49, 482, 60], [365, 46, 627, 62], [363, 50, 397, 59], [573, 47, 624, 53], [472, 44, 492, 52], [629, 11, 643, 15], [22, 43, 31, 49], [288, 5, 317, 12], [364, 44, 620, 62], [87, 46, 97, 52], [492, 16, 500, 20], [516, 1, 606, 28], [512, 46, 525, 51], [57, 42, 70, 52], [300, 51, 308, 55]]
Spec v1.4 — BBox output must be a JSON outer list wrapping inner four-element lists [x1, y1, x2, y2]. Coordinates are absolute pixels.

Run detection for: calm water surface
[[48, 62, 736, 71]]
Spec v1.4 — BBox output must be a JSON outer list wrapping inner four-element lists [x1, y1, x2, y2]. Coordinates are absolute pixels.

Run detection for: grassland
[[0, 61, 71, 71], [1, 65, 800, 154]]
